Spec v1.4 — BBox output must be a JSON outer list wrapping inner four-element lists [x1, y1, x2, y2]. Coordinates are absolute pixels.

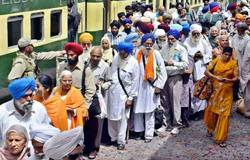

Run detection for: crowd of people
[[1, 0, 250, 159]]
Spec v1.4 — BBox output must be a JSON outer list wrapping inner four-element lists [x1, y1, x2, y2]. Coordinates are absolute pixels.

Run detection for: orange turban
[[235, 13, 245, 21], [79, 33, 93, 44]]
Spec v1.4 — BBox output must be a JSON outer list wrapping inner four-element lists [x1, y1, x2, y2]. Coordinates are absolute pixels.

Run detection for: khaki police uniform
[[8, 51, 64, 81]]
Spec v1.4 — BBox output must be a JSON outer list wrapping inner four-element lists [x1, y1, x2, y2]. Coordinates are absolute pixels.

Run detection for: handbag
[[193, 61, 217, 100], [81, 62, 101, 117]]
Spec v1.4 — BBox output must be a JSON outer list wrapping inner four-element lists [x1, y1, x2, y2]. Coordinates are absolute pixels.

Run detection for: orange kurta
[[34, 95, 68, 131], [54, 86, 88, 129], [204, 57, 238, 143]]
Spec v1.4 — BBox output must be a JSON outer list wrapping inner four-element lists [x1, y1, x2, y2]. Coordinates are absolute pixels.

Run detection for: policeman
[[8, 37, 65, 81]]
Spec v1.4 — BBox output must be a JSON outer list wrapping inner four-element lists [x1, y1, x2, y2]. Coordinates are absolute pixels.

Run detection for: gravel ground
[[95, 110, 250, 160]]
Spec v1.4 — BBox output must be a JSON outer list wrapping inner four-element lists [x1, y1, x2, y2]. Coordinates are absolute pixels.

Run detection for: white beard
[[190, 36, 201, 45]]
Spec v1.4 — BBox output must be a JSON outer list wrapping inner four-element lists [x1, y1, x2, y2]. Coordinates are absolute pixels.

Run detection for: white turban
[[140, 16, 151, 23], [144, 11, 156, 21], [190, 24, 202, 33], [29, 124, 60, 143], [43, 127, 84, 160], [154, 29, 166, 38]]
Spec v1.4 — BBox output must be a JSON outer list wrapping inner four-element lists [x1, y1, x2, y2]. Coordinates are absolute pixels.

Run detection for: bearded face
[[190, 31, 201, 44]]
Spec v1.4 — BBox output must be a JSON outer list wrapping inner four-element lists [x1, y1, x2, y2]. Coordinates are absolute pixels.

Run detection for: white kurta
[[107, 55, 139, 120], [184, 38, 212, 112], [134, 50, 167, 113], [0, 100, 51, 146], [184, 37, 212, 81]]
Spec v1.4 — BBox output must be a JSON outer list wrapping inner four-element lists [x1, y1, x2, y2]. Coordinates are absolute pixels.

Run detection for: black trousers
[[84, 117, 98, 153]]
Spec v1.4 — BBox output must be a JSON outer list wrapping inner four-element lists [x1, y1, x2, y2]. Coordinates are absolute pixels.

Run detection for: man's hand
[[125, 100, 133, 108], [165, 60, 174, 66], [154, 87, 161, 95]]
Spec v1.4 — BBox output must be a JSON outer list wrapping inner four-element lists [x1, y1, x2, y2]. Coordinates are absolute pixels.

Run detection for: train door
[[103, 0, 111, 33]]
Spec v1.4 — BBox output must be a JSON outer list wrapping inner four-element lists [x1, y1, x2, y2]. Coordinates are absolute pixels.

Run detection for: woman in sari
[[53, 70, 88, 129], [204, 47, 238, 147], [0, 125, 30, 160], [34, 74, 68, 131]]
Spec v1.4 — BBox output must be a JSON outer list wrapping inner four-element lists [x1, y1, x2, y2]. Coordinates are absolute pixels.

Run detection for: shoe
[[134, 132, 144, 140], [88, 151, 97, 159], [206, 131, 213, 137], [117, 144, 125, 150], [170, 127, 179, 135], [166, 125, 173, 132], [144, 139, 152, 143], [218, 142, 227, 148]]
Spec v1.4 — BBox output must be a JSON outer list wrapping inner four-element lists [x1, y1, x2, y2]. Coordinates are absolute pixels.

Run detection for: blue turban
[[118, 41, 134, 54], [8, 77, 36, 100], [141, 33, 155, 45], [122, 18, 132, 25], [167, 29, 180, 40], [202, 5, 210, 13], [170, 24, 183, 32], [181, 22, 190, 33], [124, 33, 139, 43]]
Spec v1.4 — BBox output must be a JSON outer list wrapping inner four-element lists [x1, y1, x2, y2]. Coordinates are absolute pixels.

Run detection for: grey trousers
[[162, 75, 183, 126]]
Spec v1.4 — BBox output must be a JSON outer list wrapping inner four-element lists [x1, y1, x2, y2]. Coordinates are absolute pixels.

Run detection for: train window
[[31, 13, 44, 40], [7, 16, 23, 47], [51, 10, 62, 37]]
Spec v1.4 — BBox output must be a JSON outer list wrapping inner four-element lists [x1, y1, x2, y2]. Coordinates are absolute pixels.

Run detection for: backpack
[[154, 106, 164, 129]]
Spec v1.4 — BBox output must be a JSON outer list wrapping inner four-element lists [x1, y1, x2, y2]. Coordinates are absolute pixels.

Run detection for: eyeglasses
[[22, 93, 34, 99], [192, 32, 200, 36], [82, 43, 91, 46]]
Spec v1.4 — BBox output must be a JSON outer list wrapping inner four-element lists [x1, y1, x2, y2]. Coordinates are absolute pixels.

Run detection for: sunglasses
[[192, 32, 200, 36]]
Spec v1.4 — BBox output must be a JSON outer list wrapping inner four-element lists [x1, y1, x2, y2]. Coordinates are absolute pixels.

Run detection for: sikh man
[[184, 23, 212, 119], [105, 20, 127, 50], [153, 29, 166, 51], [160, 29, 188, 134], [78, 32, 94, 63], [57, 42, 96, 107], [0, 78, 50, 144], [29, 123, 60, 159], [8, 37, 65, 81], [133, 33, 167, 143]]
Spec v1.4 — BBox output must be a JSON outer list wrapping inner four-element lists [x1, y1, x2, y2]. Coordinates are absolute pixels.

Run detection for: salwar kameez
[[204, 57, 238, 144]]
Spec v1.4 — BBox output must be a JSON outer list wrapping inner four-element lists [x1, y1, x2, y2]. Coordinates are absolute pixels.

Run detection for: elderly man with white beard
[[0, 78, 50, 145], [160, 29, 188, 134], [153, 29, 166, 51], [134, 33, 167, 143], [184, 23, 212, 119]]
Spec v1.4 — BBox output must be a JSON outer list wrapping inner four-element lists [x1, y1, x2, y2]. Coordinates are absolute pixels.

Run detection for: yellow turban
[[235, 13, 245, 21], [79, 32, 93, 44]]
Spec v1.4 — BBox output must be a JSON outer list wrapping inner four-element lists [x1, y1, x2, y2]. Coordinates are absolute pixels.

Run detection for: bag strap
[[117, 68, 129, 97], [142, 54, 158, 87], [112, 48, 115, 57], [81, 61, 89, 95], [210, 60, 218, 74]]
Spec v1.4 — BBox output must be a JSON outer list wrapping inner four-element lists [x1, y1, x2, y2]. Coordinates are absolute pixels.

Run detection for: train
[[0, 0, 203, 89]]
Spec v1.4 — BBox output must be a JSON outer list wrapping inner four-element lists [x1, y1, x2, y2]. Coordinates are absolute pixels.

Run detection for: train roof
[[0, 0, 70, 15]]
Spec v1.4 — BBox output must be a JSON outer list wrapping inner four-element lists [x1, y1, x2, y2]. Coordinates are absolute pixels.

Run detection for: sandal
[[218, 142, 227, 148], [206, 131, 213, 137]]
